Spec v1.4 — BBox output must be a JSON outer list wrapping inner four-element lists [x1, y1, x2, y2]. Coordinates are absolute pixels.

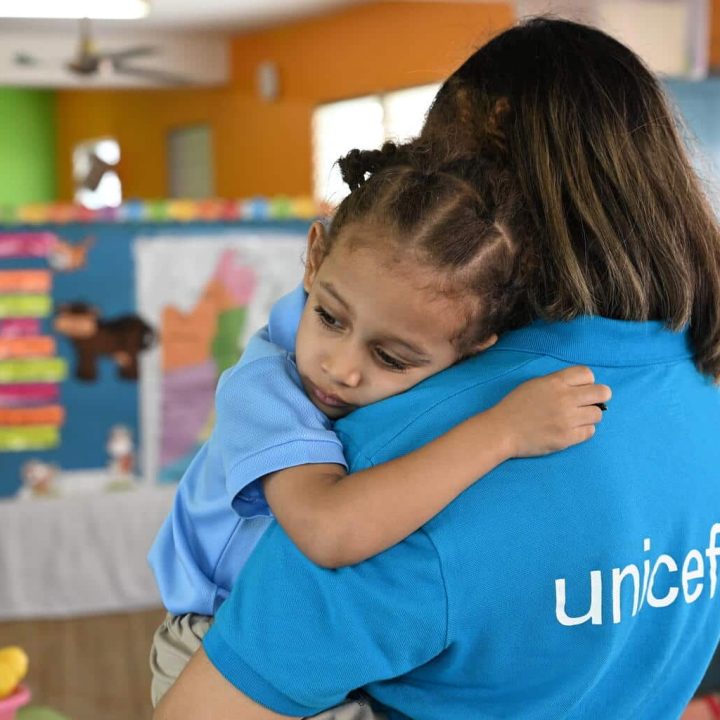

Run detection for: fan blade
[[67, 57, 101, 75], [13, 52, 41, 67], [100, 46, 157, 61], [112, 63, 192, 86]]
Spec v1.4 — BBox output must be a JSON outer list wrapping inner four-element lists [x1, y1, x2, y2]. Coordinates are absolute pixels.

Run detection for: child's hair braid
[[321, 140, 533, 352]]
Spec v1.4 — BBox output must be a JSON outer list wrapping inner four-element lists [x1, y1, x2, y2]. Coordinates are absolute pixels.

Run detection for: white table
[[0, 476, 175, 619]]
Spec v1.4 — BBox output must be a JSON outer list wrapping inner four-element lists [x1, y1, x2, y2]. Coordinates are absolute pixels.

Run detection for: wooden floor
[[0, 607, 165, 720]]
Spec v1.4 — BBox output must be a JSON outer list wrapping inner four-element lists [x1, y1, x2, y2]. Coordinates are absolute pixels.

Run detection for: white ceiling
[[0, 0, 367, 87], [0, 0, 367, 33]]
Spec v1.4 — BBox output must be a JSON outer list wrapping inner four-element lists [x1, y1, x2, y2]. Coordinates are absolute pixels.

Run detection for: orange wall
[[56, 0, 720, 201], [55, 1, 513, 200], [712, 0, 720, 68]]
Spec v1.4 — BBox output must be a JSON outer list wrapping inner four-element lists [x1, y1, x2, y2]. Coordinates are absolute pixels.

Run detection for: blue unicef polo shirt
[[148, 286, 346, 616], [204, 317, 720, 719]]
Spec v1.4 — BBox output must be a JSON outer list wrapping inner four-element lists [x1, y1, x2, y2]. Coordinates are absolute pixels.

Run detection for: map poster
[[134, 232, 307, 485]]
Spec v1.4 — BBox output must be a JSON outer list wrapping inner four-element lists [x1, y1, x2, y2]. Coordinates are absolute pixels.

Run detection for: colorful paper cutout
[[53, 303, 155, 382], [0, 405, 64, 426], [161, 278, 236, 373], [48, 237, 94, 273], [0, 233, 66, 456], [0, 270, 52, 294], [0, 319, 41, 338], [0, 232, 57, 258], [0, 296, 52, 319], [0, 336, 56, 360], [0, 197, 322, 226], [0, 358, 67, 383], [0, 383, 60, 407], [0, 425, 59, 451]]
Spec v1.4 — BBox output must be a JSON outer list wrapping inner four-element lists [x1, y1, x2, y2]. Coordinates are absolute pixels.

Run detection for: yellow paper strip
[[0, 358, 67, 383], [0, 295, 52, 319], [0, 425, 59, 451]]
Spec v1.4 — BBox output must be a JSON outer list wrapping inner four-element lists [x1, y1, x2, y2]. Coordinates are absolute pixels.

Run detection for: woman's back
[[338, 316, 720, 719]]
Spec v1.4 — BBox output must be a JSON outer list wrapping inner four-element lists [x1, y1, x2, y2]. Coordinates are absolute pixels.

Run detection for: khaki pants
[[150, 613, 387, 719]]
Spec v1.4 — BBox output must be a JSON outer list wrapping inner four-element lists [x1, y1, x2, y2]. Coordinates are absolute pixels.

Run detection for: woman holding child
[[156, 17, 720, 720]]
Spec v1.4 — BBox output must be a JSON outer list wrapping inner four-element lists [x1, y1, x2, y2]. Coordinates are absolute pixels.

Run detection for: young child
[[148, 147, 610, 706]]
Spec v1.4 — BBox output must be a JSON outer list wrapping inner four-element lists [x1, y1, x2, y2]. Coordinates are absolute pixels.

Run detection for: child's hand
[[490, 366, 611, 458]]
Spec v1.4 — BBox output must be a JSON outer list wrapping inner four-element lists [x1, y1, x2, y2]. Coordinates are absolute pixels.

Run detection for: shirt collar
[[493, 317, 693, 367]]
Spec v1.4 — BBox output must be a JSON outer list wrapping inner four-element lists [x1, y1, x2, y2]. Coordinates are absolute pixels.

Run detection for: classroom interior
[[1, 1, 720, 718]]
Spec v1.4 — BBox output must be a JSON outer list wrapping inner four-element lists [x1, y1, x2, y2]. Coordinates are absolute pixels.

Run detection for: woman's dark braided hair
[[321, 140, 533, 355]]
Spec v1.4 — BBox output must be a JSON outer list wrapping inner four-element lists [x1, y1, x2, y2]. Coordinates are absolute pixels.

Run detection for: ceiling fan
[[14, 18, 191, 85]]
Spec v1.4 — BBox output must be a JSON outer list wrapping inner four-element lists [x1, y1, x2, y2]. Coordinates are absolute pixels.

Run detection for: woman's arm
[[154, 648, 298, 720], [263, 365, 610, 568]]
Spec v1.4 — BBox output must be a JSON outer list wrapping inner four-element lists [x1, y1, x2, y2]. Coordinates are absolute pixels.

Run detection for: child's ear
[[471, 333, 498, 354], [303, 221, 328, 292]]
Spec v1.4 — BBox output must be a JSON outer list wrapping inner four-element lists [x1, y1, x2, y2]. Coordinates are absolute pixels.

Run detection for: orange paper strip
[[0, 405, 65, 426], [0, 336, 56, 360], [0, 270, 52, 294]]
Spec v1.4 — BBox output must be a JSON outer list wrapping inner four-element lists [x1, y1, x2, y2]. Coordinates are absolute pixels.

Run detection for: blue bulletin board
[[0, 220, 310, 497]]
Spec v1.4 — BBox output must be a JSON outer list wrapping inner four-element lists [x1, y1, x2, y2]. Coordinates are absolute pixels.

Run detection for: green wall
[[0, 88, 56, 204]]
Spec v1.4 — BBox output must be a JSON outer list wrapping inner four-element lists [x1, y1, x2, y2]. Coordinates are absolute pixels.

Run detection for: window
[[73, 138, 122, 209], [312, 83, 441, 205], [168, 125, 215, 199]]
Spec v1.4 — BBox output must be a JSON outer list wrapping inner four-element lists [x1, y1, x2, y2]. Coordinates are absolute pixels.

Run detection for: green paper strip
[[0, 358, 67, 383], [0, 425, 59, 451], [0, 295, 52, 318]]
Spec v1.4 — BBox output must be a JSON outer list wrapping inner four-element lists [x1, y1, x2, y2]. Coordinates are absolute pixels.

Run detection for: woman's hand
[[488, 366, 611, 458]]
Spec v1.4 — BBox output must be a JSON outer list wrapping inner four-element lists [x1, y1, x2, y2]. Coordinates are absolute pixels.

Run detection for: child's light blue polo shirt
[[148, 286, 346, 616], [204, 317, 720, 719]]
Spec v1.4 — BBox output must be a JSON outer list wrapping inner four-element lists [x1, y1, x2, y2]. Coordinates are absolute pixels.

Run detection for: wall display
[[0, 220, 311, 498], [135, 232, 306, 485], [0, 236, 67, 455], [0, 196, 322, 226]]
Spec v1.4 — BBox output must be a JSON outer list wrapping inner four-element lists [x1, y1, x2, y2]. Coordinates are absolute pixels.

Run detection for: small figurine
[[0, 646, 28, 700], [106, 425, 135, 485], [20, 459, 59, 498]]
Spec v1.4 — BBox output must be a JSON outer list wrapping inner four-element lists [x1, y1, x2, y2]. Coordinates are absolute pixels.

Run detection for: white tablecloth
[[0, 481, 175, 619]]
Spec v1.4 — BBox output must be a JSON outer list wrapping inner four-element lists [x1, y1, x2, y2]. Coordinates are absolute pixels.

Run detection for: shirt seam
[[491, 346, 693, 368], [227, 438, 346, 480], [421, 527, 450, 650], [333, 443, 449, 650], [228, 350, 294, 378], [204, 629, 323, 716], [333, 434, 370, 470], [365, 356, 542, 461]]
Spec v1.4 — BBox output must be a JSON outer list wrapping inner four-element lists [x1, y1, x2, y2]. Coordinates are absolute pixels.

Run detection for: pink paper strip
[[0, 383, 59, 408], [0, 232, 57, 259], [0, 319, 41, 338]]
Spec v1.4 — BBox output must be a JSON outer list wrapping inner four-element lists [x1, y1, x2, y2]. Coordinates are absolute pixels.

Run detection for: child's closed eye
[[375, 347, 409, 372], [314, 305, 342, 330]]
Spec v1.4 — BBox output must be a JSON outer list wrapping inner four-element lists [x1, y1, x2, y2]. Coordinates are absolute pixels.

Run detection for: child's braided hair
[[319, 140, 533, 354]]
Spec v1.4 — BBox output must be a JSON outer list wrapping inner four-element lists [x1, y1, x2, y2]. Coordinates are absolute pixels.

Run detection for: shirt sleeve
[[214, 328, 347, 519], [203, 521, 448, 716]]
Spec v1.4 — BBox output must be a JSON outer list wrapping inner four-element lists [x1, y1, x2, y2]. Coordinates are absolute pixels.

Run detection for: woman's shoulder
[[335, 349, 544, 466]]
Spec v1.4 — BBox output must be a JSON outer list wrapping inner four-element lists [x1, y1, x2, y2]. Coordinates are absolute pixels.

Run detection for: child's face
[[295, 223, 496, 419]]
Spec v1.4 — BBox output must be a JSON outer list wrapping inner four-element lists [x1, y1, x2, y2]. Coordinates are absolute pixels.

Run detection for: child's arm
[[263, 365, 611, 569]]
